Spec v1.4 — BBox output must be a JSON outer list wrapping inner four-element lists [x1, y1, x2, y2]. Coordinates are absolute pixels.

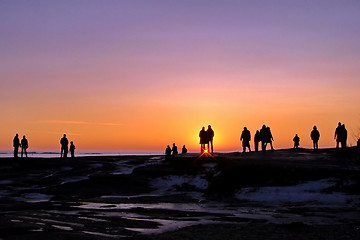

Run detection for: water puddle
[[15, 193, 53, 203], [235, 179, 360, 205]]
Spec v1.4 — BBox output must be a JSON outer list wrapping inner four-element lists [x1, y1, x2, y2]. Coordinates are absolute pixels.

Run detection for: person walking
[[207, 125, 214, 153], [13, 134, 20, 158], [60, 134, 69, 158], [21, 135, 29, 158], [240, 127, 251, 152], [311, 125, 320, 150]]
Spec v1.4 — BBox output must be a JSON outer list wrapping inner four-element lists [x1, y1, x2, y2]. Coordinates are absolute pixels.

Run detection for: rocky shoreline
[[0, 148, 359, 239]]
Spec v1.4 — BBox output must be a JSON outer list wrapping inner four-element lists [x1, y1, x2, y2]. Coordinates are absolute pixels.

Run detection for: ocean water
[[0, 151, 163, 158]]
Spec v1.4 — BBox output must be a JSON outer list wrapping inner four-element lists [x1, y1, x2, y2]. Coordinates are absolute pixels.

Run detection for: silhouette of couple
[[13, 134, 28, 158], [334, 122, 347, 149], [60, 134, 75, 158], [199, 125, 214, 153]]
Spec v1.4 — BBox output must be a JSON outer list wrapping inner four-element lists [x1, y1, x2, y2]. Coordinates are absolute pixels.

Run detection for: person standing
[[206, 125, 214, 153], [69, 141, 76, 158], [165, 145, 171, 156], [13, 134, 20, 158], [172, 143, 178, 155], [182, 145, 187, 154], [311, 125, 320, 150], [293, 134, 300, 149], [199, 127, 207, 153], [240, 127, 251, 152], [265, 127, 275, 151], [21, 135, 29, 158], [341, 124, 347, 149], [334, 122, 343, 149], [60, 134, 69, 158], [254, 130, 260, 152]]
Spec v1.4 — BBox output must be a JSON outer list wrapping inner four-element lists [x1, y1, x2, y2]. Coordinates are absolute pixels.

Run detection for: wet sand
[[0, 148, 359, 239]]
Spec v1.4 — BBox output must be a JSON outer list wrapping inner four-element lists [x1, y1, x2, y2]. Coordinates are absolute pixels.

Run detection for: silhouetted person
[[334, 122, 342, 148], [199, 127, 207, 153], [254, 130, 260, 152], [311, 125, 320, 150], [13, 134, 20, 158], [60, 134, 69, 158], [357, 138, 360, 148], [264, 126, 274, 151], [69, 141, 75, 158], [207, 125, 214, 153], [165, 145, 171, 156], [21, 135, 28, 158], [259, 125, 267, 152], [182, 145, 187, 154], [172, 143, 178, 155], [341, 124, 347, 149], [240, 127, 251, 152], [293, 134, 300, 149]]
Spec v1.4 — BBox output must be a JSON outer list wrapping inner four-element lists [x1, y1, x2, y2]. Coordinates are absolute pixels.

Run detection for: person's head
[[23, 135, 26, 139], [70, 141, 73, 144], [63, 134, 66, 137], [313, 125, 317, 130], [208, 125, 211, 129], [256, 130, 259, 133], [342, 124, 345, 127], [16, 133, 18, 137], [244, 127, 247, 130], [262, 124, 266, 129], [202, 126, 205, 130], [266, 127, 270, 130], [173, 143, 175, 146], [295, 134, 298, 136], [338, 122, 341, 126]]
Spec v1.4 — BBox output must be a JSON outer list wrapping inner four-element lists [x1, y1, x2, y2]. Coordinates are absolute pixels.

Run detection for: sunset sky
[[1, 0, 360, 152]]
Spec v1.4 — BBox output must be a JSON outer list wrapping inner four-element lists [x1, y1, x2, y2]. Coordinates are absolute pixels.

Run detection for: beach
[[0, 148, 360, 239]]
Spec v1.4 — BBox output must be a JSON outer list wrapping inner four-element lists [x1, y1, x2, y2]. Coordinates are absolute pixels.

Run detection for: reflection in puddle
[[52, 225, 73, 231]]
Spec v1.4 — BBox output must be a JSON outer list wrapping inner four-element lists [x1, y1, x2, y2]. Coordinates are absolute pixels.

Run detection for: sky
[[1, 0, 360, 152]]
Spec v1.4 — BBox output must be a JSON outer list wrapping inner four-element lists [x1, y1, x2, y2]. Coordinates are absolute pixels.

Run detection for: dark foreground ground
[[0, 148, 360, 239]]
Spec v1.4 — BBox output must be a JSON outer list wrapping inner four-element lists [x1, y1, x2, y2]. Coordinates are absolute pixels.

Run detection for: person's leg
[[25, 149, 27, 158], [21, 148, 23, 158]]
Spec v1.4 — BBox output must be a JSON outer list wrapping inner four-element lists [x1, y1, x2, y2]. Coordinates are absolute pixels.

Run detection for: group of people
[[60, 134, 76, 158], [12, 134, 28, 158], [165, 143, 187, 156], [199, 125, 214, 153], [12, 133, 76, 158], [240, 125, 274, 153], [294, 123, 347, 150]]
